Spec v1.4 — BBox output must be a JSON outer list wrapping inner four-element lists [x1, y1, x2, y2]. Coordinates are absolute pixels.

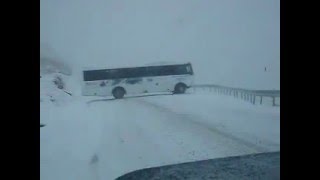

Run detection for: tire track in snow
[[133, 98, 270, 154]]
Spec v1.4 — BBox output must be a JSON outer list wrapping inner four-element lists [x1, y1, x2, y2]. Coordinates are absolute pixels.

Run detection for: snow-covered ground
[[40, 75, 279, 180]]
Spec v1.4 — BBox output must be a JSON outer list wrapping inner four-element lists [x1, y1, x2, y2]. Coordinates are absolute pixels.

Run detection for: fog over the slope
[[40, 0, 279, 89]]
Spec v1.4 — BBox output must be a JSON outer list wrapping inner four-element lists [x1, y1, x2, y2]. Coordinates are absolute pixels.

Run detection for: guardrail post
[[272, 97, 276, 106], [260, 96, 263, 104], [253, 95, 256, 104]]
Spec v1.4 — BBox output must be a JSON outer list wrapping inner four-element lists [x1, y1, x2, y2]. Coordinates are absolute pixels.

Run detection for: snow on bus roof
[[82, 62, 191, 71]]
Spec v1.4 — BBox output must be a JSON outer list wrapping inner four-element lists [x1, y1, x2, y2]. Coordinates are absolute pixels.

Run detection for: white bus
[[82, 63, 194, 98]]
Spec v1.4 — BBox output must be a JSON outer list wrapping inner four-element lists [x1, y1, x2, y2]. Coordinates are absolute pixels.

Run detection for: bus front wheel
[[174, 83, 187, 94], [112, 87, 125, 99]]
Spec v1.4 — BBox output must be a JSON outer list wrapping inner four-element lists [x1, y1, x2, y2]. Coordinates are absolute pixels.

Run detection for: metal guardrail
[[191, 84, 280, 106]]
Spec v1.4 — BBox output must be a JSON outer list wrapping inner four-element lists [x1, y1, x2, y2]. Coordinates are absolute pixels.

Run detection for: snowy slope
[[40, 43, 72, 75], [40, 73, 72, 104], [40, 63, 279, 180], [41, 84, 279, 180]]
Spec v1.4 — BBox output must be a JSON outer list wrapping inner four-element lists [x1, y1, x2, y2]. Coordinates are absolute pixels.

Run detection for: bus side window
[[174, 66, 187, 75], [108, 69, 119, 79], [147, 66, 161, 76], [159, 66, 172, 76]]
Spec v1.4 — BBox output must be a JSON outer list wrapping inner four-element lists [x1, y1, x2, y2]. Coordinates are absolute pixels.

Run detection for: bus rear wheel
[[174, 83, 187, 94], [112, 87, 125, 99]]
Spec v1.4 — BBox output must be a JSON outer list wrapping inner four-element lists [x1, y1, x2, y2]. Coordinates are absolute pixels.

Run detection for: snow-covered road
[[40, 92, 280, 180]]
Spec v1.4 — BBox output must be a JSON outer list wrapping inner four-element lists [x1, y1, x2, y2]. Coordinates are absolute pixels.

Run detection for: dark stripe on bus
[[83, 64, 193, 81]]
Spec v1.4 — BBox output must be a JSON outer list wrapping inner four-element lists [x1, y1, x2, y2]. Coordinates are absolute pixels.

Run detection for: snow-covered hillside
[[40, 73, 73, 104], [40, 43, 72, 75]]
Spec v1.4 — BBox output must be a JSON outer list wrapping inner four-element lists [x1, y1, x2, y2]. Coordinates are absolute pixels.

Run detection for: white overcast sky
[[41, 0, 280, 89]]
